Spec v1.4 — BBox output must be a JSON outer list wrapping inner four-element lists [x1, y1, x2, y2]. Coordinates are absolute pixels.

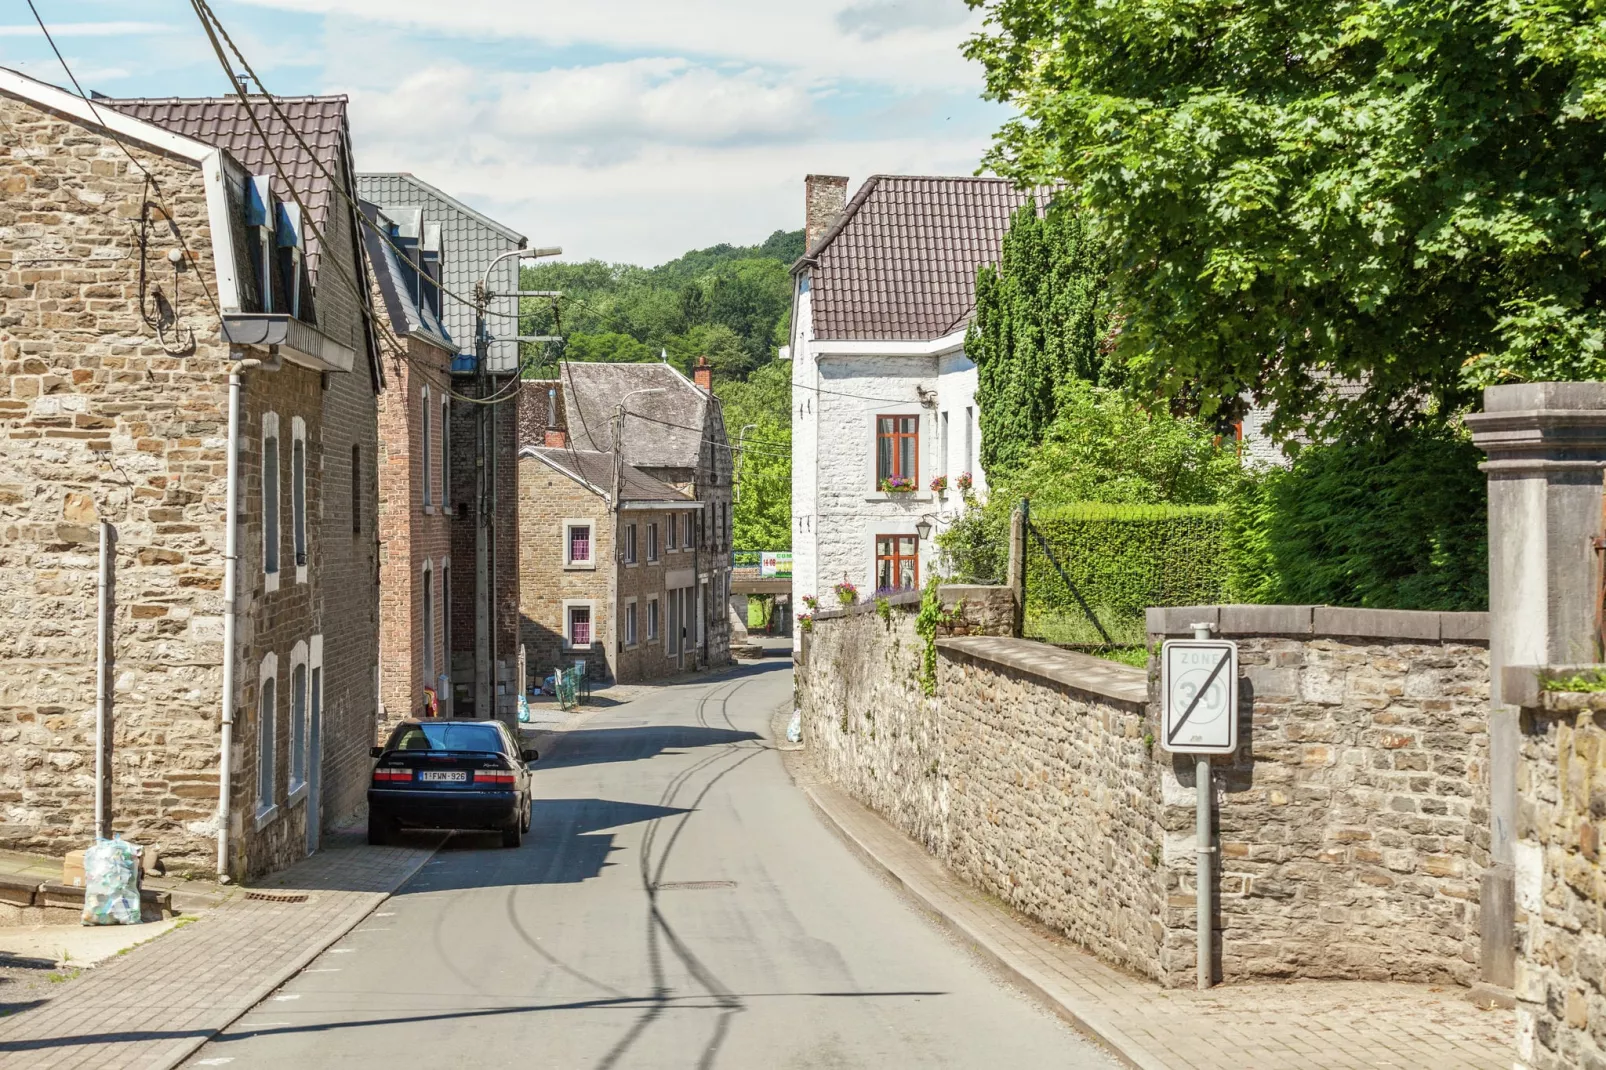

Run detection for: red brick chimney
[[805, 174, 849, 251], [693, 354, 712, 394], [544, 428, 567, 448], [543, 385, 566, 446]]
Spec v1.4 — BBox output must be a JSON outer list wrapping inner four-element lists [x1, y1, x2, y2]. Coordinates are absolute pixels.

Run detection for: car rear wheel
[[502, 818, 522, 849], [521, 797, 532, 833]]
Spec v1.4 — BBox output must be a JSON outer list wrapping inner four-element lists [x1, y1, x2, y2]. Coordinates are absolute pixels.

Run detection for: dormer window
[[276, 201, 304, 319], [242, 174, 308, 321]]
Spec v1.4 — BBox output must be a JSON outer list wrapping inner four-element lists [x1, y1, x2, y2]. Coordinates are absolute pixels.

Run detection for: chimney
[[544, 386, 567, 447], [693, 354, 713, 394], [805, 174, 849, 251]]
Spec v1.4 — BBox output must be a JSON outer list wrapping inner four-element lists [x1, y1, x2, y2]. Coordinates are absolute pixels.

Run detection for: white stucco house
[[789, 174, 1051, 616]]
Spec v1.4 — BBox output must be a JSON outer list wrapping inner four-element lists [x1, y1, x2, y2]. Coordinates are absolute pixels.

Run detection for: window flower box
[[929, 475, 948, 493], [879, 475, 917, 493], [956, 472, 974, 492]]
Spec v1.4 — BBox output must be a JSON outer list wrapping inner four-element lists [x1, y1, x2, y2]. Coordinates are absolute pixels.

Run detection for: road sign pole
[[1193, 622, 1214, 990]]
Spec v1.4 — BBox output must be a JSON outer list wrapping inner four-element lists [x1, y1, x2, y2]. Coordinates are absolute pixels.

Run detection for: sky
[[1, 0, 1009, 265]]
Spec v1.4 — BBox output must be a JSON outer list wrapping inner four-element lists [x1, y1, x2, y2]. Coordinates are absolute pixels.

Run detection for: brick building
[[516, 445, 701, 684], [0, 68, 382, 879], [356, 174, 525, 723], [545, 360, 734, 671]]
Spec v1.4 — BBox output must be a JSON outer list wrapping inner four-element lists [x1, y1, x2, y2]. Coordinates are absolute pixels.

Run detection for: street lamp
[[915, 515, 934, 541]]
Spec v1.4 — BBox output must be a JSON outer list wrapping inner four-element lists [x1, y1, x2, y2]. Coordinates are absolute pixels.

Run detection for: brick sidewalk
[[0, 836, 437, 1070], [803, 779, 1514, 1070]]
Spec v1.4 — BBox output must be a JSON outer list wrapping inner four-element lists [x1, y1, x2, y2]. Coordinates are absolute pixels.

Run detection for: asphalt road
[[183, 663, 1118, 1069]]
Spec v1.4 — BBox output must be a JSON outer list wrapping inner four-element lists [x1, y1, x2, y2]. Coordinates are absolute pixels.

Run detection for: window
[[386, 720, 503, 753], [568, 604, 592, 647], [262, 414, 280, 585], [440, 396, 451, 509], [291, 417, 307, 575], [647, 597, 660, 640], [647, 522, 659, 562], [290, 659, 307, 792], [876, 415, 919, 487], [719, 501, 728, 549], [624, 601, 638, 647], [351, 444, 362, 534], [422, 563, 435, 687], [667, 590, 680, 656], [256, 654, 277, 816], [565, 522, 593, 567], [421, 385, 432, 507], [668, 513, 679, 551], [964, 406, 974, 475], [941, 411, 950, 478], [624, 523, 637, 565], [876, 534, 919, 592]]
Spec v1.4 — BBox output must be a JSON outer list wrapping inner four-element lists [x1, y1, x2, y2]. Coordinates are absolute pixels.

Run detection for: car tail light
[[474, 770, 515, 785], [372, 768, 412, 782]]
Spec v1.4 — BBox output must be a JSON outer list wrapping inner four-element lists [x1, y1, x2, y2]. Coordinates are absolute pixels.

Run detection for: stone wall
[[801, 596, 1493, 989], [1506, 680, 1606, 1070], [1151, 606, 1490, 986]]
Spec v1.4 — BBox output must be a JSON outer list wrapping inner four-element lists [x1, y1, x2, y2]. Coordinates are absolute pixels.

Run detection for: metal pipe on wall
[[94, 521, 117, 840], [216, 360, 250, 881], [1193, 621, 1215, 989]]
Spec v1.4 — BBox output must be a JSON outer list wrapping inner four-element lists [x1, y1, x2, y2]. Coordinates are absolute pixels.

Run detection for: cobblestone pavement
[[800, 777, 1516, 1070], [0, 836, 438, 1070]]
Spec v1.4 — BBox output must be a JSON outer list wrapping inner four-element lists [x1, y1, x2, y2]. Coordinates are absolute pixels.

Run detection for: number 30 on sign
[[1160, 640, 1239, 754]]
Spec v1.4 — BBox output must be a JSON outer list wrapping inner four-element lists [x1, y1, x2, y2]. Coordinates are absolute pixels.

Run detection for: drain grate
[[245, 890, 309, 903], [657, 880, 737, 891]]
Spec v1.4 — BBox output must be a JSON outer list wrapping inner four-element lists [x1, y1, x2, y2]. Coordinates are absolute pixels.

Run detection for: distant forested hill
[[519, 230, 800, 550], [518, 229, 803, 380]]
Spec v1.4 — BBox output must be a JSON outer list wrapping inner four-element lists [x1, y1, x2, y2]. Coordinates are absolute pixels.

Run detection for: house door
[[668, 588, 683, 669], [306, 666, 322, 854]]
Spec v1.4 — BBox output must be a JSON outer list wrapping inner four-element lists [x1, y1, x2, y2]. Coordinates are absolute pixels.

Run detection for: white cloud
[[233, 0, 985, 89], [0, 22, 172, 37]]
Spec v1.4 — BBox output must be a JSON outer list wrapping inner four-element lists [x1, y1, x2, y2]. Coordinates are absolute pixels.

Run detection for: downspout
[[94, 520, 116, 840], [217, 355, 252, 882]]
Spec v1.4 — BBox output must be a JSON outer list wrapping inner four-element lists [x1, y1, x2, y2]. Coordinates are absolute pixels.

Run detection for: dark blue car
[[367, 720, 536, 848]]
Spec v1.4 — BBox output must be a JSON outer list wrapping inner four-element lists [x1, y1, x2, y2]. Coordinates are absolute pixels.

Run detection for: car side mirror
[[521, 748, 539, 763], [370, 746, 384, 759]]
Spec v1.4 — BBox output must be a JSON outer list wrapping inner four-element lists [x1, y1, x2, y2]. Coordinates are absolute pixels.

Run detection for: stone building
[[356, 173, 525, 723], [551, 359, 733, 670], [516, 444, 701, 684], [0, 68, 382, 879]]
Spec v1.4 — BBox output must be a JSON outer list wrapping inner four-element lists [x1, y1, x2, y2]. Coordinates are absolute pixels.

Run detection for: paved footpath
[[0, 836, 437, 1070], [801, 777, 1516, 1070]]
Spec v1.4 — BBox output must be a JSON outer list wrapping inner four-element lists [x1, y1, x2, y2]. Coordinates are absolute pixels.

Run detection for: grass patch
[[1024, 607, 1150, 667]]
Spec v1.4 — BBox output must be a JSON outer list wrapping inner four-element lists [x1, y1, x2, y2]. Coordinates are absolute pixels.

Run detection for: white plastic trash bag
[[786, 709, 802, 743], [81, 837, 141, 926]]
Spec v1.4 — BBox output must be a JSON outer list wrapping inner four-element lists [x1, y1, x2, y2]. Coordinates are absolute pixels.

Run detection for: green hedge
[[1025, 503, 1231, 644]]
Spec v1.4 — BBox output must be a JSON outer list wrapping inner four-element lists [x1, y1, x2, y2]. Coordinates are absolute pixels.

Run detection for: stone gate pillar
[[1465, 382, 1606, 991]]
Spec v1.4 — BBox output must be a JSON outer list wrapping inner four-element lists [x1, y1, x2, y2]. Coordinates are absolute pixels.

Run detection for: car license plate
[[419, 770, 466, 783]]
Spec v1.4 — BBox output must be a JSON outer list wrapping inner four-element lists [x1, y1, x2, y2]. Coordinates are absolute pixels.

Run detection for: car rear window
[[387, 722, 505, 754]]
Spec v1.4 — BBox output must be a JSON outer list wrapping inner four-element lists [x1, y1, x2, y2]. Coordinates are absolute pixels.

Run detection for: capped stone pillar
[[1465, 381, 1606, 991]]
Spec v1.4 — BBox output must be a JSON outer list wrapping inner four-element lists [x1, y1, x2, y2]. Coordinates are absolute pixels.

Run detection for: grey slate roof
[[107, 95, 351, 284], [522, 447, 695, 505], [356, 173, 527, 367], [559, 362, 708, 470], [360, 202, 453, 351], [799, 176, 1054, 342]]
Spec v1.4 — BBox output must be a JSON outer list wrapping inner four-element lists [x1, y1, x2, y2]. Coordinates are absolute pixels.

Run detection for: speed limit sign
[[1160, 640, 1238, 754]]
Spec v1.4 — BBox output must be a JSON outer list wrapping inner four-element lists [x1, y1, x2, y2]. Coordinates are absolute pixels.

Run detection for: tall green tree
[[714, 361, 792, 550], [965, 0, 1606, 438], [968, 200, 1110, 478]]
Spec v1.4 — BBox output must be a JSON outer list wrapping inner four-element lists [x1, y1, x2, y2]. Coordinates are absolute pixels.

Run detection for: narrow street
[[181, 664, 1116, 1069]]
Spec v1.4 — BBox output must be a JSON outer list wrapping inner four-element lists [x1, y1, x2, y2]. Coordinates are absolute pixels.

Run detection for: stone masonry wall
[[0, 94, 232, 869], [1514, 691, 1606, 1070], [1150, 606, 1490, 987], [516, 456, 613, 683]]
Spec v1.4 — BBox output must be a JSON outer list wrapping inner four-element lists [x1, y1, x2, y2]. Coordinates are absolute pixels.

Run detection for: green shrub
[[1225, 425, 1487, 611]]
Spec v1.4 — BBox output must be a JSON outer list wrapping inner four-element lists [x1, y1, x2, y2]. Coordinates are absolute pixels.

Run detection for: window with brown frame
[[875, 534, 919, 593], [875, 415, 918, 488]]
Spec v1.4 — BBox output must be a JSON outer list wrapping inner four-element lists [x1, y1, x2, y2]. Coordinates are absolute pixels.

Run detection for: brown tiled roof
[[801, 176, 1054, 342], [106, 95, 351, 283], [522, 447, 694, 505]]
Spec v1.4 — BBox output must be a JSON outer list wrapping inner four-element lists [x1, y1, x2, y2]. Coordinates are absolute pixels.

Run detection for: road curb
[[146, 842, 441, 1070], [797, 781, 1164, 1070]]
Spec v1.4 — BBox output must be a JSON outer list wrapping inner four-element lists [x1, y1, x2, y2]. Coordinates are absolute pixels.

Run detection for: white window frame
[[291, 415, 308, 585], [262, 412, 281, 593], [647, 596, 660, 642], [309, 634, 323, 810], [940, 410, 950, 479], [624, 522, 638, 566], [422, 559, 435, 686], [562, 598, 597, 650], [288, 639, 309, 803], [563, 518, 596, 569], [440, 395, 451, 512], [647, 521, 659, 562], [421, 385, 433, 508], [255, 651, 278, 826], [623, 596, 638, 649], [965, 404, 975, 475]]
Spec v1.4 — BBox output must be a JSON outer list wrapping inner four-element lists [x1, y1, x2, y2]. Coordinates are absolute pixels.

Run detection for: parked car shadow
[[390, 798, 692, 891], [534, 724, 761, 771]]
